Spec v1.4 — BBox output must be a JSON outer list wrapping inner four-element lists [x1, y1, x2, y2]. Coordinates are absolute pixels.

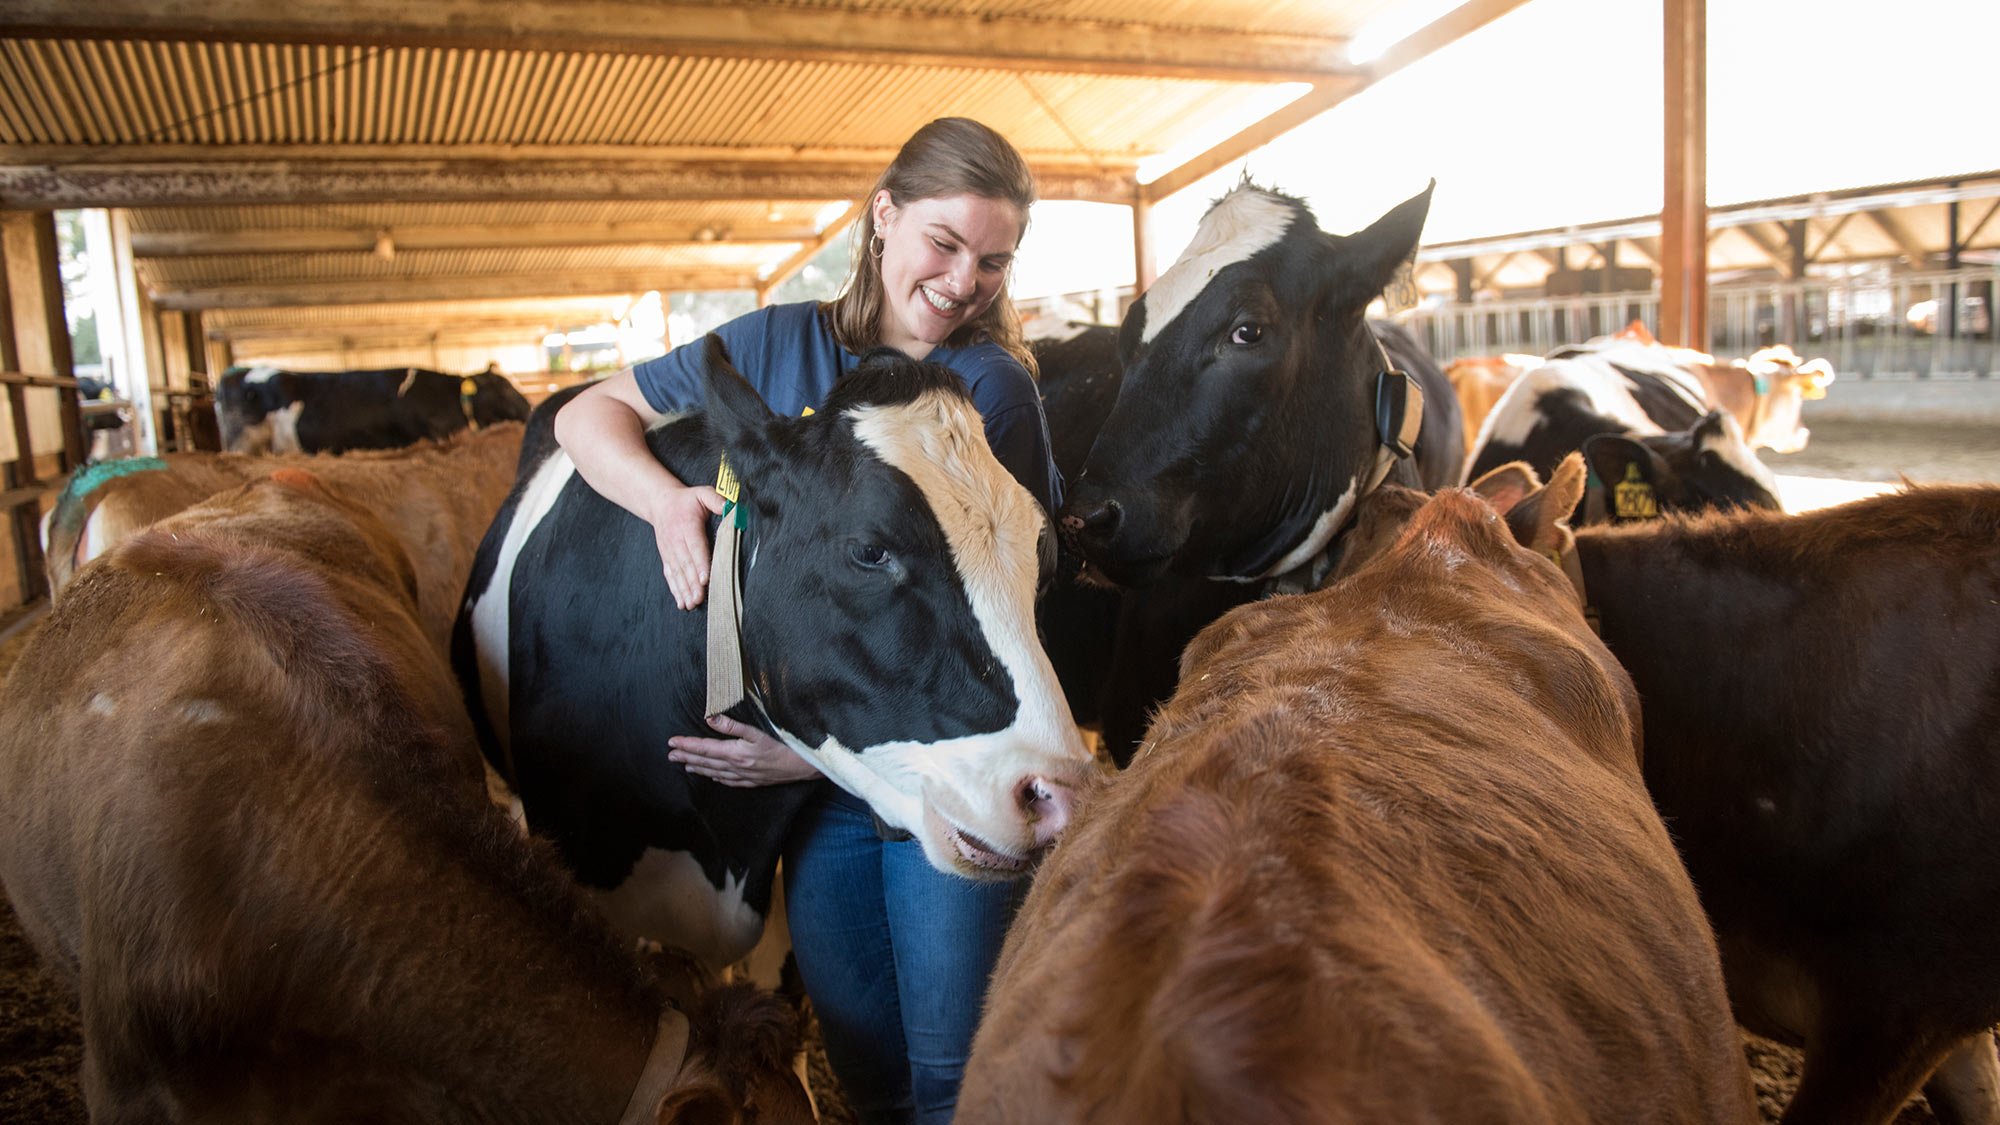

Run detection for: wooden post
[[1660, 0, 1708, 350], [1132, 187, 1157, 296], [1450, 259, 1474, 304], [107, 209, 160, 456]]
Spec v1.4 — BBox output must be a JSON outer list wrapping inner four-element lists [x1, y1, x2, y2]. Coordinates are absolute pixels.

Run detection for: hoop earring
[[869, 231, 884, 259]]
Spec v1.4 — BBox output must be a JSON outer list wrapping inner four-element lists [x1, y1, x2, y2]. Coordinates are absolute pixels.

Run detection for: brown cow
[[1445, 352, 1536, 455], [1569, 485, 2000, 1124], [961, 458, 1756, 1124], [0, 472, 813, 1124], [41, 422, 523, 657]]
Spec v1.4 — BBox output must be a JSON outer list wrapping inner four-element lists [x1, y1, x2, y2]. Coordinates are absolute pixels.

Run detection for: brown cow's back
[[0, 475, 808, 1123], [963, 483, 1755, 1124], [46, 423, 522, 657]]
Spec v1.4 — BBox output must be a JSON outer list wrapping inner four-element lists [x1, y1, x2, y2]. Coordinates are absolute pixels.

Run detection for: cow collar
[[617, 1005, 692, 1125], [1219, 332, 1424, 593], [705, 455, 752, 717]]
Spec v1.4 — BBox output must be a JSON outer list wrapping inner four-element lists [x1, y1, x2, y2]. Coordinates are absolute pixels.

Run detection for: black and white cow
[[1045, 183, 1460, 764], [216, 365, 531, 454], [453, 338, 1095, 968], [1465, 333, 1786, 520]]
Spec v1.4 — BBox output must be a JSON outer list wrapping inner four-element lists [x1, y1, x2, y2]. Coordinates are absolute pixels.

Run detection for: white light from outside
[[1136, 82, 1312, 185], [814, 200, 857, 230], [1345, 0, 1464, 65]]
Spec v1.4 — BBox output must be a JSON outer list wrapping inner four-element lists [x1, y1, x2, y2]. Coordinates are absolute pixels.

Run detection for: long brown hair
[[823, 117, 1039, 376]]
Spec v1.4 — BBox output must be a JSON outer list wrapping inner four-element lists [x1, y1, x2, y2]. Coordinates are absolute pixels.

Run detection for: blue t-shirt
[[631, 302, 1062, 516]]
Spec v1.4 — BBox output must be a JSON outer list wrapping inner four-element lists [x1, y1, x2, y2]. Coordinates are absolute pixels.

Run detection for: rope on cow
[[705, 455, 748, 718]]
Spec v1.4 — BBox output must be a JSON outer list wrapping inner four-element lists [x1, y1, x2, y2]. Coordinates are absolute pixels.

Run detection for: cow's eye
[[848, 541, 893, 569], [1230, 323, 1264, 346]]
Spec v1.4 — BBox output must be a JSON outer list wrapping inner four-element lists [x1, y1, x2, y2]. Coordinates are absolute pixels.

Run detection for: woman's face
[[872, 191, 1024, 359]]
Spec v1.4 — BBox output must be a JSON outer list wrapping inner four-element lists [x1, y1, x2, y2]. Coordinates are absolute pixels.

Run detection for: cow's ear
[[1468, 461, 1541, 515], [1473, 455, 1583, 557], [1336, 181, 1434, 299], [697, 334, 783, 481], [1581, 433, 1672, 522]]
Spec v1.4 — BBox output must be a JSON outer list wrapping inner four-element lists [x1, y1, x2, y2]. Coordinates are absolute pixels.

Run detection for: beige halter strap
[[617, 1006, 693, 1125]]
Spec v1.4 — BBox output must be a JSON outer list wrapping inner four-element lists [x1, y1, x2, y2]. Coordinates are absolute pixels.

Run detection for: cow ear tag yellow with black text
[[1613, 462, 1659, 520]]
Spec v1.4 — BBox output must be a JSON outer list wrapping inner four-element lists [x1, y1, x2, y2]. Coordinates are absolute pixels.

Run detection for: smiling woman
[[547, 117, 1066, 1125]]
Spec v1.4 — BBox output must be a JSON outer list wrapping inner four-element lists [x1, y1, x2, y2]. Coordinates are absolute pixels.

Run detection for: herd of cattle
[[0, 181, 1994, 1125]]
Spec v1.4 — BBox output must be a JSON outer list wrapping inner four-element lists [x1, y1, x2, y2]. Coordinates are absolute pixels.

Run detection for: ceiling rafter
[[1864, 208, 1929, 264], [0, 0, 1362, 84], [131, 221, 823, 256], [152, 268, 761, 310], [0, 152, 1138, 209]]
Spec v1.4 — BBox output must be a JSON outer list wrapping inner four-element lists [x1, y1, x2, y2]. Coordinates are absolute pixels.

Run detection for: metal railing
[[1404, 266, 2000, 378]]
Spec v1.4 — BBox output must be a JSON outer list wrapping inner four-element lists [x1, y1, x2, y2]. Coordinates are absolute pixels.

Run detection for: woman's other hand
[[668, 714, 823, 787], [650, 483, 729, 609]]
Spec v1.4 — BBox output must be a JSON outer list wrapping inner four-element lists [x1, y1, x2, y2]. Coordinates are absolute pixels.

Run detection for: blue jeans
[[782, 784, 1021, 1125]]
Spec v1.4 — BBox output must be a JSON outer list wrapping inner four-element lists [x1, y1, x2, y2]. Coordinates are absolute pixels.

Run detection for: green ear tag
[[714, 455, 741, 504], [1613, 463, 1659, 520]]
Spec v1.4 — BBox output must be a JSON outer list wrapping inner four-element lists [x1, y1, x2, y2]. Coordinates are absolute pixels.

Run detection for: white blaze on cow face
[[770, 390, 1097, 878], [468, 447, 581, 752], [1139, 186, 1299, 346]]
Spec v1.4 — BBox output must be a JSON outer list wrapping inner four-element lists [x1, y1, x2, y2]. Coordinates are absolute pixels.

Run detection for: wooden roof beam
[[132, 221, 825, 257], [152, 269, 761, 311], [1864, 208, 1930, 265], [0, 0, 1361, 84], [0, 153, 1138, 209], [1140, 0, 1536, 203], [756, 199, 867, 305]]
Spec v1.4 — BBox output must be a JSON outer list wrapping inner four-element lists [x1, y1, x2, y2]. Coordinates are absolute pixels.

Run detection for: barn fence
[[1404, 265, 2000, 379]]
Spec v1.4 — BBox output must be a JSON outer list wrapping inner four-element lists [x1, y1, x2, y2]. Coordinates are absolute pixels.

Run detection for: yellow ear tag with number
[[460, 377, 479, 397], [1613, 462, 1659, 520]]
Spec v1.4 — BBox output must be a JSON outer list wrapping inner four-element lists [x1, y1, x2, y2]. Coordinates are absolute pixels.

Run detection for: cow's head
[[1579, 409, 1784, 522], [214, 366, 299, 454], [698, 338, 1095, 879], [1061, 181, 1434, 588], [1736, 345, 1834, 454]]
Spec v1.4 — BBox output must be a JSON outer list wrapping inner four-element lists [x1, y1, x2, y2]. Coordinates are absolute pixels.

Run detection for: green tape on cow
[[66, 457, 169, 500]]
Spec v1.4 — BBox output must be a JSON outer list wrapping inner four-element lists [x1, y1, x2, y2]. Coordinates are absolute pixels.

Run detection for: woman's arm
[[553, 368, 727, 609]]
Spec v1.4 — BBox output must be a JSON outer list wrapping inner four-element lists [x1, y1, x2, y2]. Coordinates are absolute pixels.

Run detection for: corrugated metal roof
[[0, 0, 1495, 355]]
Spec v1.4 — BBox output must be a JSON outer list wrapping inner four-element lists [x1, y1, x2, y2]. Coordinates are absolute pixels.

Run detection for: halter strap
[[1247, 329, 1423, 593], [617, 1007, 693, 1125], [704, 499, 749, 718]]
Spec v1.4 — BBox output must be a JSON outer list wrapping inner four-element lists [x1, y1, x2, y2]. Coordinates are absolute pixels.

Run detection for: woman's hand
[[650, 483, 730, 610], [668, 715, 823, 787]]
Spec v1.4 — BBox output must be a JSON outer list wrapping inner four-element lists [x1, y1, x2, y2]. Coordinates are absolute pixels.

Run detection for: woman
[[553, 117, 1058, 1124]]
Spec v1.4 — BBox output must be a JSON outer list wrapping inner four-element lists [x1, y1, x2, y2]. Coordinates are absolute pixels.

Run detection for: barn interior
[[3, 4, 1997, 1122]]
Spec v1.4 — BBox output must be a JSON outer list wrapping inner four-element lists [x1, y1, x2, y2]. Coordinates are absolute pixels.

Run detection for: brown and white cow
[[961, 458, 1757, 1123], [1566, 484, 2000, 1124], [41, 423, 523, 657], [0, 470, 812, 1124]]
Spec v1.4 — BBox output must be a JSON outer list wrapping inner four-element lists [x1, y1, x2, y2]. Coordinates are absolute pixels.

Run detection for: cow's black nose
[[1059, 498, 1121, 545]]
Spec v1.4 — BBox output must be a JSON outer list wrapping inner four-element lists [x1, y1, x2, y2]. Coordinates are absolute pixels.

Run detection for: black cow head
[[214, 366, 300, 454], [697, 338, 1094, 879], [1061, 181, 1435, 588], [1579, 409, 1785, 522]]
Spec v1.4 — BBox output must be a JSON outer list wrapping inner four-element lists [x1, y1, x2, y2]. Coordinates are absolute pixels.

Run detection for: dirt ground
[[1, 416, 1991, 1120]]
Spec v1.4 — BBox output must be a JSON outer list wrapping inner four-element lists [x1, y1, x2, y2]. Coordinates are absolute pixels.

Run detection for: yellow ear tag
[[1613, 462, 1659, 520], [714, 455, 741, 504], [460, 377, 479, 397]]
